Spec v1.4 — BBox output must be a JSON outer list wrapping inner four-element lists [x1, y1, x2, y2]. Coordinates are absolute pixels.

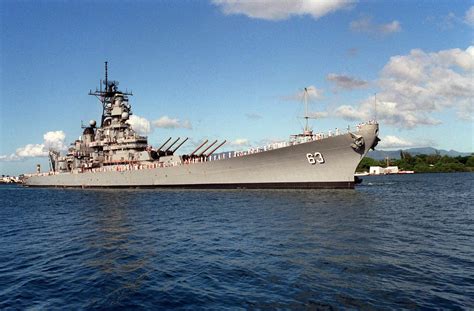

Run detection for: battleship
[[23, 63, 380, 189]]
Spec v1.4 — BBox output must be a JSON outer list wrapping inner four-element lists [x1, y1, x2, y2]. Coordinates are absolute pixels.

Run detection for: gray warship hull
[[24, 124, 378, 189]]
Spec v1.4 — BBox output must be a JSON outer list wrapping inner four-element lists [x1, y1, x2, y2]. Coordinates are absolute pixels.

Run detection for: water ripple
[[0, 173, 473, 309]]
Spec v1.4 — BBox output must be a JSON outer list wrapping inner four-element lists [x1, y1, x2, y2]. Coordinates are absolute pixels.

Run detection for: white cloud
[[16, 144, 47, 157], [378, 135, 415, 149], [127, 115, 152, 135], [336, 99, 442, 129], [426, 9, 474, 30], [304, 86, 323, 99], [254, 137, 284, 147], [0, 154, 21, 162], [153, 116, 192, 129], [43, 130, 67, 151], [127, 114, 192, 133], [440, 12, 457, 30], [307, 111, 329, 118], [465, 6, 474, 26], [230, 138, 249, 146], [380, 20, 401, 33], [212, 0, 355, 21], [378, 136, 437, 149], [1, 130, 67, 161], [327, 73, 368, 90], [333, 46, 474, 128], [350, 16, 401, 35], [334, 105, 366, 121], [284, 85, 323, 101]]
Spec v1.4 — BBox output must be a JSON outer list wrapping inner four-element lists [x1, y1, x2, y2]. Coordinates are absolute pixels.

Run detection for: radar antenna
[[293, 86, 323, 138], [88, 62, 133, 127], [304, 87, 309, 133], [105, 61, 108, 91]]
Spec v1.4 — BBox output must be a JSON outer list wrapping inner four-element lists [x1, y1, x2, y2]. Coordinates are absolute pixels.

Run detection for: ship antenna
[[304, 87, 309, 132], [105, 61, 108, 91]]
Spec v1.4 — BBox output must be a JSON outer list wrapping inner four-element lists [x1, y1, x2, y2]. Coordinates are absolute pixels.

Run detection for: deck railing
[[26, 121, 377, 176]]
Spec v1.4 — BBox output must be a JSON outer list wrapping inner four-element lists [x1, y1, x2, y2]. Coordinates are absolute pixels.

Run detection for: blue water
[[1, 173, 473, 309]]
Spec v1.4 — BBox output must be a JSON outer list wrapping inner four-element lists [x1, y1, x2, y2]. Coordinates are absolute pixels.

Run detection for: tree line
[[357, 151, 474, 173]]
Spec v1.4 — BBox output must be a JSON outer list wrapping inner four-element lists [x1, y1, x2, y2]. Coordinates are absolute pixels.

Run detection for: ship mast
[[302, 87, 314, 136], [304, 87, 309, 133], [88, 61, 133, 127], [105, 61, 108, 92]]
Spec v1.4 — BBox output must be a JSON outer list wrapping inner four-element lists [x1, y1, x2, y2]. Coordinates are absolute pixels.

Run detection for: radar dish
[[103, 80, 119, 87]]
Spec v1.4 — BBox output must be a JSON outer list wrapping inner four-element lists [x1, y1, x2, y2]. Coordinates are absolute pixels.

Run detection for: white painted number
[[306, 152, 325, 165]]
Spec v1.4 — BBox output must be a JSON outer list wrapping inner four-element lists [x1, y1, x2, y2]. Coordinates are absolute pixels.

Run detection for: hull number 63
[[306, 152, 325, 165]]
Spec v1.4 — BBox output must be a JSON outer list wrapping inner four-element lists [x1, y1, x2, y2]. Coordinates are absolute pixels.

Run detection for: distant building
[[1, 176, 20, 183], [369, 166, 384, 175], [369, 166, 399, 175], [385, 166, 399, 174]]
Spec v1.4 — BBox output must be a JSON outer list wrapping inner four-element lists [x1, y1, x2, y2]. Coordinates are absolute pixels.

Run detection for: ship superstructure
[[50, 62, 189, 173], [24, 63, 380, 189]]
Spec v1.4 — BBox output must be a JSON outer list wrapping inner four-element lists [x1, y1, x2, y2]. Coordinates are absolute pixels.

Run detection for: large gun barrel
[[157, 137, 172, 151], [164, 138, 180, 152], [206, 140, 227, 157], [172, 137, 188, 153], [198, 140, 217, 157], [190, 139, 208, 156]]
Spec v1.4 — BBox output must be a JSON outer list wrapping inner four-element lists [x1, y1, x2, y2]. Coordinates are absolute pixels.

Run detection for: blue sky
[[1, 0, 473, 175]]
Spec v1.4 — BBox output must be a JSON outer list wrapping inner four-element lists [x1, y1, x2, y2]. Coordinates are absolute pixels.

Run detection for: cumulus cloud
[[212, 0, 355, 21], [327, 73, 368, 90], [350, 16, 401, 35], [43, 130, 67, 151], [465, 6, 474, 26], [1, 130, 67, 161], [334, 105, 366, 121], [153, 116, 192, 129], [303, 86, 323, 99], [333, 46, 474, 128], [284, 85, 323, 101], [378, 135, 415, 149], [378, 135, 436, 149], [0, 154, 21, 162], [127, 115, 152, 135], [230, 138, 249, 146], [307, 111, 329, 118], [336, 99, 442, 128], [439, 12, 457, 30], [127, 114, 192, 133], [426, 9, 473, 30], [16, 144, 47, 157]]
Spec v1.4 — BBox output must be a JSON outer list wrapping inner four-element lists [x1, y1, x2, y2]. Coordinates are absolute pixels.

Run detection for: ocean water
[[0, 173, 473, 310]]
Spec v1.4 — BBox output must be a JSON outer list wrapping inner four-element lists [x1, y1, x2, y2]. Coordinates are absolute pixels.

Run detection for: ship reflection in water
[[82, 192, 154, 307], [1, 172, 472, 309]]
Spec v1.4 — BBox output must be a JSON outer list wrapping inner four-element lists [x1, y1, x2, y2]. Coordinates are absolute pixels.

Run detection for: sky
[[1, 0, 473, 176]]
